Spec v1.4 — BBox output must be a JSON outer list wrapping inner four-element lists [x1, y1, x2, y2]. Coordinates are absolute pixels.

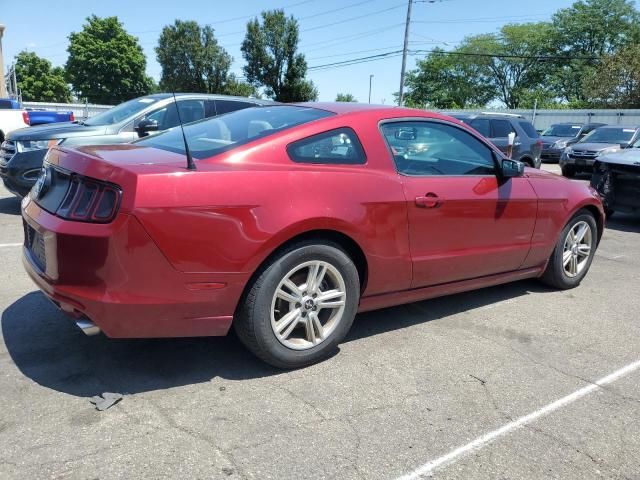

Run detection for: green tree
[[335, 93, 357, 102], [241, 10, 317, 102], [583, 43, 640, 107], [156, 20, 233, 94], [550, 0, 640, 103], [401, 48, 496, 109], [66, 15, 153, 104], [222, 74, 260, 97], [14, 51, 71, 102], [461, 23, 556, 108]]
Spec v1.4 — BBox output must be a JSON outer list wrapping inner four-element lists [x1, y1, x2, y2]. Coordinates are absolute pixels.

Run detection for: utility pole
[[368, 74, 374, 104], [0, 25, 6, 98], [398, 0, 413, 106]]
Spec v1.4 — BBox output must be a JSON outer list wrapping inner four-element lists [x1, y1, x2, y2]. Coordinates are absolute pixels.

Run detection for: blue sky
[[1, 0, 578, 104]]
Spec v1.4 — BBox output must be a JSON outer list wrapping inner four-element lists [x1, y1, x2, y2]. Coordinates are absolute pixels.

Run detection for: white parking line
[[395, 359, 640, 480], [0, 243, 21, 248]]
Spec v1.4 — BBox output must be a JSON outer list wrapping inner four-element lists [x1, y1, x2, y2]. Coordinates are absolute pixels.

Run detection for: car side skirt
[[357, 266, 545, 313]]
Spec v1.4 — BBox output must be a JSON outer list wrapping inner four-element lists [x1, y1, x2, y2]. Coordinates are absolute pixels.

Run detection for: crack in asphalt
[[146, 398, 248, 480]]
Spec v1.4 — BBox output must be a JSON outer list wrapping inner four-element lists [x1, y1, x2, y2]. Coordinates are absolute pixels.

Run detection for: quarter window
[[469, 118, 491, 137], [491, 119, 516, 138], [380, 121, 496, 176], [287, 128, 366, 165]]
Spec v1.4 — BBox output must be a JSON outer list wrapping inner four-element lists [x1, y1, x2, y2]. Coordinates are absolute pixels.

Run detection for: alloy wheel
[[270, 260, 347, 350], [562, 220, 592, 278]]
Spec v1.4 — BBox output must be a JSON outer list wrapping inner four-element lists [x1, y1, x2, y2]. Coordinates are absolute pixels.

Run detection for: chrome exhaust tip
[[76, 318, 101, 336]]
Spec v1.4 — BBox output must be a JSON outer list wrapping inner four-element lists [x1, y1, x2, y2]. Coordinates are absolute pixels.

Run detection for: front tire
[[234, 242, 360, 368], [540, 211, 597, 289]]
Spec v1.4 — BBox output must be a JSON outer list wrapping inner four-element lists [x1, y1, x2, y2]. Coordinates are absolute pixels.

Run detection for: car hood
[[572, 142, 628, 151], [540, 135, 575, 144], [597, 149, 640, 167], [7, 122, 108, 141]]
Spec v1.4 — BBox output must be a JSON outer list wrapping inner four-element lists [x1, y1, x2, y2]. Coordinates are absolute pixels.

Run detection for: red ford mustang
[[21, 103, 604, 368]]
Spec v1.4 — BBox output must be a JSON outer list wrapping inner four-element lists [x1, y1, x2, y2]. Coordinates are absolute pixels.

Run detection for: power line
[[412, 13, 552, 24], [307, 48, 601, 72]]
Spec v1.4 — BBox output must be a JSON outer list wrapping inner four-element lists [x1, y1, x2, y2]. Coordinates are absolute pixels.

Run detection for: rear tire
[[561, 166, 575, 178], [540, 211, 597, 290], [234, 241, 360, 369]]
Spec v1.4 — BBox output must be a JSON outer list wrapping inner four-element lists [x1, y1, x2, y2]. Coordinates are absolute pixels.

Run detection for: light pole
[[368, 74, 374, 104]]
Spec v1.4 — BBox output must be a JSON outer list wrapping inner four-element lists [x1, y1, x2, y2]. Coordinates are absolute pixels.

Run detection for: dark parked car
[[1, 93, 272, 197], [560, 125, 640, 177], [591, 148, 640, 218], [449, 113, 543, 168], [21, 103, 603, 368], [540, 122, 606, 163]]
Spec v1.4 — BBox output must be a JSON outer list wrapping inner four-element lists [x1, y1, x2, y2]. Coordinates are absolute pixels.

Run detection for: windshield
[[580, 127, 637, 144], [542, 124, 582, 137], [137, 105, 334, 159], [83, 96, 161, 126]]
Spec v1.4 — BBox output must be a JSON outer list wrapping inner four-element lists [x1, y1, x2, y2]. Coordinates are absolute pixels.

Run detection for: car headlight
[[596, 147, 619, 157], [564, 147, 573, 154], [553, 140, 568, 149], [16, 139, 62, 153]]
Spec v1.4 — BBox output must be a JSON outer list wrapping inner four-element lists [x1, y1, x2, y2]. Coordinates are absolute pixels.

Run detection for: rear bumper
[[21, 198, 246, 338]]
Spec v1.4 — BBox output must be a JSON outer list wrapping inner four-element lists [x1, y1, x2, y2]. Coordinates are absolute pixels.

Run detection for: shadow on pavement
[[605, 213, 640, 233], [1, 292, 281, 397], [2, 280, 552, 398], [0, 196, 20, 215], [347, 279, 549, 342]]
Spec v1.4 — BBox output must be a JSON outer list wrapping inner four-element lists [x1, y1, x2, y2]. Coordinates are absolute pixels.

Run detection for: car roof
[[143, 93, 276, 105], [597, 125, 640, 129], [442, 112, 526, 121]]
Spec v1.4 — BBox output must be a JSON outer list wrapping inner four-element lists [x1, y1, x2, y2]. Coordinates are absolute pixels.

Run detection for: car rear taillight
[[22, 111, 30, 125], [56, 176, 121, 223], [69, 112, 75, 122]]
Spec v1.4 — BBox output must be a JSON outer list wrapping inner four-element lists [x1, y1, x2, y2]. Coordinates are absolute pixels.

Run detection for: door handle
[[415, 193, 443, 208]]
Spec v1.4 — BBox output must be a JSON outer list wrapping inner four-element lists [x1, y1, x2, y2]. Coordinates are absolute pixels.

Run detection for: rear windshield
[[542, 124, 582, 137], [580, 127, 637, 144], [137, 105, 334, 160], [518, 121, 539, 138]]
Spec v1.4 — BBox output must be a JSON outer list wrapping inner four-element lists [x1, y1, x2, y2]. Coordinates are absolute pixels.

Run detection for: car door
[[380, 120, 538, 289]]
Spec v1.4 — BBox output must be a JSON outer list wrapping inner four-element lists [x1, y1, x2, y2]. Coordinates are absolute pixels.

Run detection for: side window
[[215, 100, 256, 115], [491, 119, 516, 138], [380, 121, 496, 176], [518, 121, 539, 138], [287, 128, 366, 165], [469, 118, 491, 138], [136, 100, 205, 131]]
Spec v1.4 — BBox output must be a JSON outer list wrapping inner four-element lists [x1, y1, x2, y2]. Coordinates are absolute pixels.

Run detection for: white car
[[0, 106, 30, 143]]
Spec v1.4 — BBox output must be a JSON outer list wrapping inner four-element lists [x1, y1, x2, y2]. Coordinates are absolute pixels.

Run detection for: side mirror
[[135, 118, 159, 138], [501, 158, 525, 178]]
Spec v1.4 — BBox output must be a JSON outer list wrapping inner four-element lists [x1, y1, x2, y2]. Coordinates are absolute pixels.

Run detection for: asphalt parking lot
[[1, 165, 639, 480]]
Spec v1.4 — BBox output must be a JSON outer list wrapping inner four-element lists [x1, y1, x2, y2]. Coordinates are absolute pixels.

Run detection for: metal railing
[[22, 101, 112, 119], [440, 108, 640, 131]]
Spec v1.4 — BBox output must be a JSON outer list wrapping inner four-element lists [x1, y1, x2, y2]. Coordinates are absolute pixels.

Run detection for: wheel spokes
[[563, 250, 573, 267], [575, 223, 589, 243], [275, 308, 301, 336], [306, 263, 327, 293], [316, 289, 346, 309], [577, 245, 591, 257]]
